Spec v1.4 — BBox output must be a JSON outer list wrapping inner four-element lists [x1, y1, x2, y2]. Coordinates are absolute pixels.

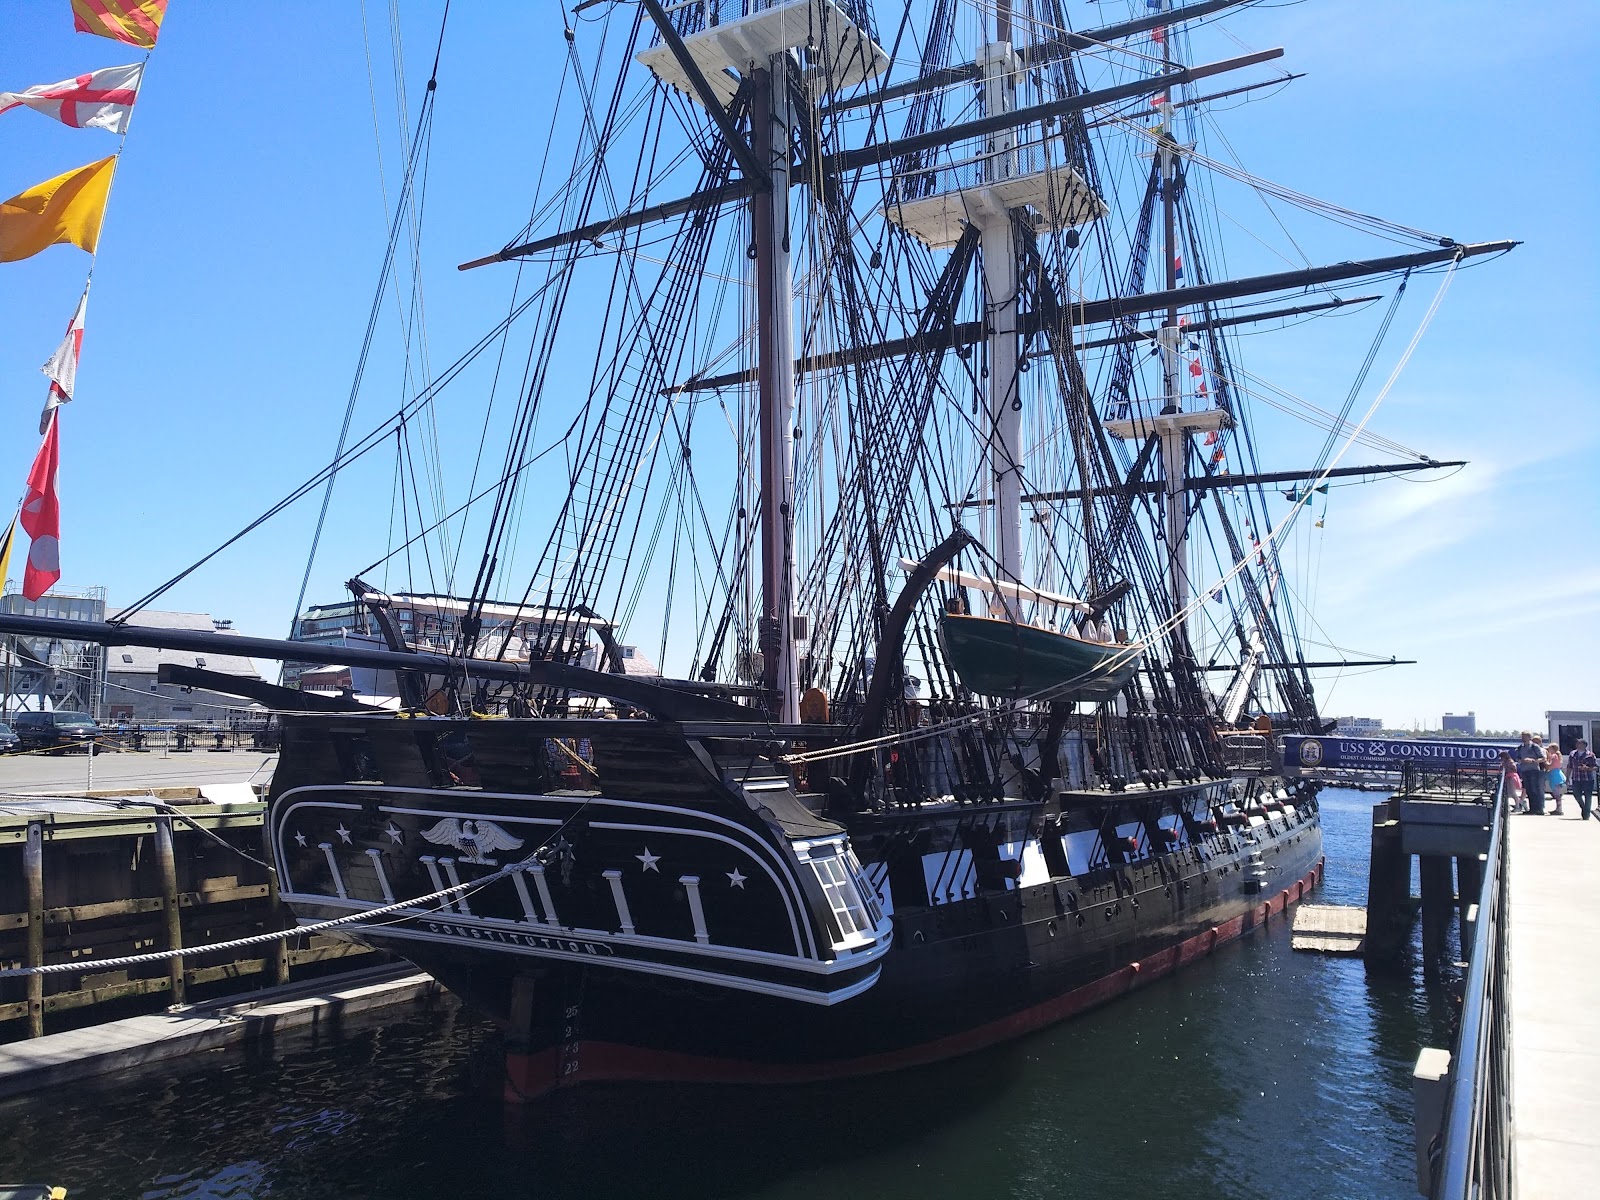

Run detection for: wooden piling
[[1365, 799, 1412, 968], [263, 823, 291, 988], [153, 815, 186, 1006], [23, 822, 44, 1038], [1455, 853, 1483, 949]]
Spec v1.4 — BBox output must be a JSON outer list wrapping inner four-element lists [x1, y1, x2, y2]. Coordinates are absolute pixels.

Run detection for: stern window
[[810, 850, 877, 945]]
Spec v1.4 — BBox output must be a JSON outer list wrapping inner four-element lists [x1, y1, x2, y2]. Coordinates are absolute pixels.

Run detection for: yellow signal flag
[[0, 156, 117, 263], [71, 0, 168, 49], [0, 517, 17, 590]]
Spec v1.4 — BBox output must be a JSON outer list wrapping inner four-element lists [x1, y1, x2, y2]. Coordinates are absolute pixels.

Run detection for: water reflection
[[0, 790, 1439, 1200]]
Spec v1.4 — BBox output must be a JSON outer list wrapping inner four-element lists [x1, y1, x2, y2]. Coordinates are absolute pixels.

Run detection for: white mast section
[[979, 9, 1024, 600], [753, 60, 799, 724], [635, 1, 889, 721], [1155, 0, 1191, 623]]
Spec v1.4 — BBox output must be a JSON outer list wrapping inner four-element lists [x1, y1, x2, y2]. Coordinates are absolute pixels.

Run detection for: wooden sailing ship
[[0, 0, 1513, 1098]]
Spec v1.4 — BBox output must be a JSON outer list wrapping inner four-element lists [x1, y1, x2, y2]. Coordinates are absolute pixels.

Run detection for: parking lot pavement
[[0, 748, 277, 795]]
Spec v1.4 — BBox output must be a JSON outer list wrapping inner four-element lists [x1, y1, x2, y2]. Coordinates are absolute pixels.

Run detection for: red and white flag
[[39, 287, 89, 434], [20, 416, 62, 601], [0, 62, 143, 134]]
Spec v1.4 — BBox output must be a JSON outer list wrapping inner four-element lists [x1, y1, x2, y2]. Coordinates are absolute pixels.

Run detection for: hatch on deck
[[882, 160, 1107, 251], [637, 0, 888, 106]]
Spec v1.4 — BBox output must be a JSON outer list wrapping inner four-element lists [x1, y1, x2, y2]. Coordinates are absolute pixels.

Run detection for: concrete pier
[[1507, 810, 1600, 1189]]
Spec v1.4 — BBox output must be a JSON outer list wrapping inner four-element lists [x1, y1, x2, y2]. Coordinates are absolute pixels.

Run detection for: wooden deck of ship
[[1507, 808, 1600, 1190]]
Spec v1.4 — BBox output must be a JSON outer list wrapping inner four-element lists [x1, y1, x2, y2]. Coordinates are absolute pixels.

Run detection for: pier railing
[[1400, 761, 1502, 803], [1428, 769, 1512, 1199]]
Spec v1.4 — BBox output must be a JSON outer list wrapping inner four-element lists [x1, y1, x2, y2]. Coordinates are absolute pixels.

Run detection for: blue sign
[[1284, 735, 1516, 772]]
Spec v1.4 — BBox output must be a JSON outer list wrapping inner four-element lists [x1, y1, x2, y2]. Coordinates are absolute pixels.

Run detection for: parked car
[[0, 722, 18, 753], [13, 711, 101, 753]]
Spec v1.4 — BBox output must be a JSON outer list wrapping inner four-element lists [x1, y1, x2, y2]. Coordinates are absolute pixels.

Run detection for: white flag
[[40, 287, 89, 434], [0, 63, 143, 135]]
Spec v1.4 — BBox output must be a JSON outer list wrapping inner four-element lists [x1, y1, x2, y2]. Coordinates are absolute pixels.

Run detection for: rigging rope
[[288, 3, 452, 639]]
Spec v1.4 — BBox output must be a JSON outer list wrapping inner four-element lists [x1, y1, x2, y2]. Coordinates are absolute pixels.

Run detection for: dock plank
[[1509, 811, 1600, 1187]]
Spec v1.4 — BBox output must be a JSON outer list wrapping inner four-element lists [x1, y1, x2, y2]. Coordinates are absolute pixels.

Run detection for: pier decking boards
[[1508, 811, 1600, 1189], [1289, 904, 1365, 954], [0, 964, 439, 1098]]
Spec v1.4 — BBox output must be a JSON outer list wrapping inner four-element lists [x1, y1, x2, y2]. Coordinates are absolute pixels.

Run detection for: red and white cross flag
[[40, 286, 89, 434], [0, 62, 143, 134], [20, 415, 62, 601]]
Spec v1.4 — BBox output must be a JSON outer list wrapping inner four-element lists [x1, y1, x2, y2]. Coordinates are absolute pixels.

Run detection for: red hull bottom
[[504, 857, 1325, 1102]]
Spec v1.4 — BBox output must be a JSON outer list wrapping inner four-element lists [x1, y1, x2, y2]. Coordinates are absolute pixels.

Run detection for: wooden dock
[[1507, 809, 1600, 1190], [0, 780, 380, 1038], [1290, 903, 1366, 954]]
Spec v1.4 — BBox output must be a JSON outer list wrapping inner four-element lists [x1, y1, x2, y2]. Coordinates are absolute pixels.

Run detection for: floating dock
[[1290, 904, 1366, 954], [0, 962, 438, 1098]]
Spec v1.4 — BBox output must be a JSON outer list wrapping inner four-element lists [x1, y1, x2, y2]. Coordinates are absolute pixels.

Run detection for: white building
[[1334, 716, 1385, 735], [1547, 711, 1600, 753], [102, 610, 265, 723]]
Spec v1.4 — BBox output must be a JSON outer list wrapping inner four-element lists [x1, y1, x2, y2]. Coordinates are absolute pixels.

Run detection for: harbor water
[[0, 788, 1449, 1199]]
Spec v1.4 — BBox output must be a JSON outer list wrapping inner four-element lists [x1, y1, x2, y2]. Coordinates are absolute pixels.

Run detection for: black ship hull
[[268, 712, 1322, 1099], [430, 829, 1320, 1098]]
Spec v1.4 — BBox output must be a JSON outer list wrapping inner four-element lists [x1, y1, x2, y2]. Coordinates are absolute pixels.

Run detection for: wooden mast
[[1155, 0, 1191, 624], [752, 61, 799, 723]]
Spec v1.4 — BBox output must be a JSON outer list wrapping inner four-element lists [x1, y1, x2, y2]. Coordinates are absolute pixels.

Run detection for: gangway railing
[[1425, 768, 1511, 1199]]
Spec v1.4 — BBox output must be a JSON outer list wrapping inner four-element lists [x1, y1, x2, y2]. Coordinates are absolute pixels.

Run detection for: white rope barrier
[[0, 860, 526, 980]]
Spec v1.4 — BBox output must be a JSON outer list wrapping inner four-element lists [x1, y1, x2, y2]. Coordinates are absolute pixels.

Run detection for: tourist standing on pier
[[1501, 751, 1527, 812], [1545, 741, 1567, 816], [1568, 739, 1597, 821], [1516, 732, 1547, 815]]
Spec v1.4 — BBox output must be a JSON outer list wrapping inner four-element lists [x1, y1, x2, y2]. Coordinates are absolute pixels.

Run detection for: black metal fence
[[1428, 769, 1512, 1199], [1400, 761, 1502, 803]]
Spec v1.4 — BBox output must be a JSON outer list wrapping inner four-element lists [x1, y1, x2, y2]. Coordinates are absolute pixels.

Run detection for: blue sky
[[0, 0, 1594, 731]]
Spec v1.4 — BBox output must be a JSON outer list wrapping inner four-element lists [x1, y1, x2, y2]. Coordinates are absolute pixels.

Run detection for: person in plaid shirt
[[1568, 739, 1598, 821]]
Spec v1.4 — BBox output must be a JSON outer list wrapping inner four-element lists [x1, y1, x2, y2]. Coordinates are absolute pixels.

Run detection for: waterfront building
[[1, 586, 262, 722], [1442, 712, 1477, 734], [288, 592, 658, 696], [1334, 716, 1385, 736], [101, 610, 264, 723], [0, 585, 106, 717]]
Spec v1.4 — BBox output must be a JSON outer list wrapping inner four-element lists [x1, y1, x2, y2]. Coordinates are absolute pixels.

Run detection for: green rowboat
[[939, 614, 1140, 701]]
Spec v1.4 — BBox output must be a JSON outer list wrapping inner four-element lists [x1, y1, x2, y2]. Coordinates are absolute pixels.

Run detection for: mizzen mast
[[1103, 0, 1230, 630], [637, 0, 887, 721], [751, 59, 799, 721]]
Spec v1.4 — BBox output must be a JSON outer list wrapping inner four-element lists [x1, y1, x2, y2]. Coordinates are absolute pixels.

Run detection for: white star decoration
[[335, 824, 353, 844], [727, 868, 747, 889], [385, 823, 403, 843], [636, 847, 660, 872], [293, 830, 307, 848]]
